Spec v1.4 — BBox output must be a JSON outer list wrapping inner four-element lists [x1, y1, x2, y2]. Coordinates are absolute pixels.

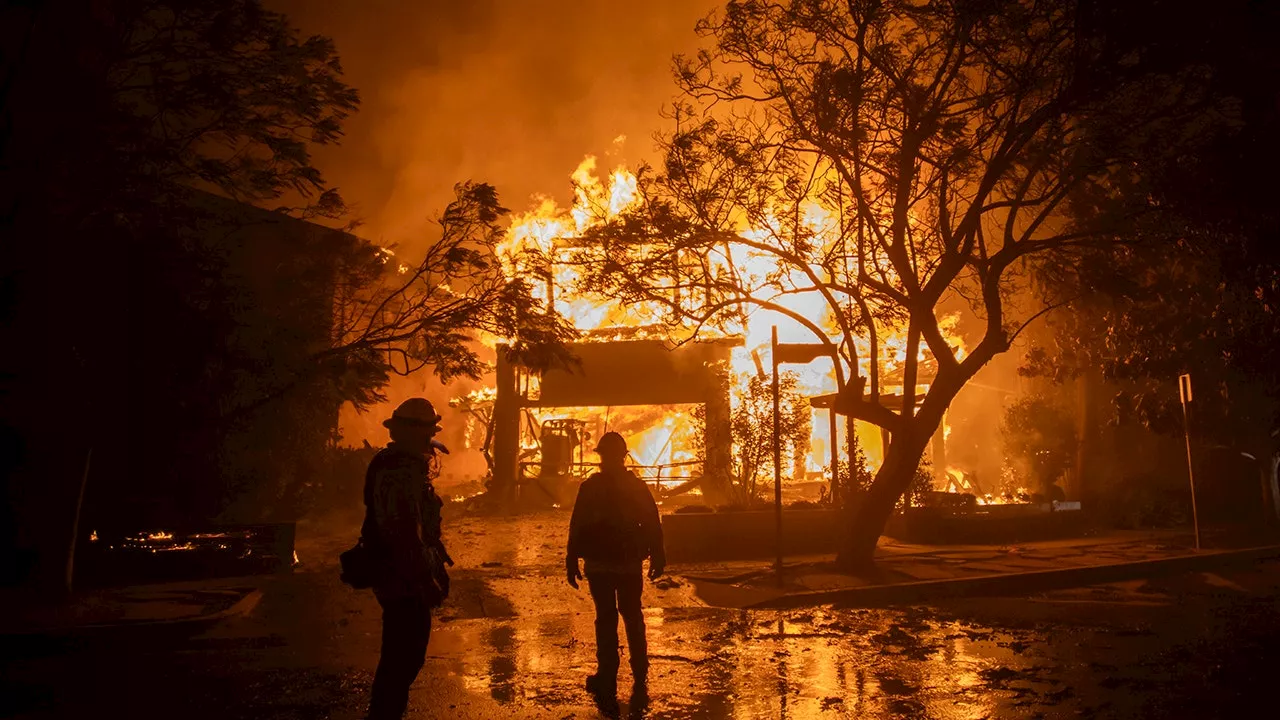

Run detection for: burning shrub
[[723, 371, 811, 503], [832, 431, 874, 510], [902, 457, 936, 509]]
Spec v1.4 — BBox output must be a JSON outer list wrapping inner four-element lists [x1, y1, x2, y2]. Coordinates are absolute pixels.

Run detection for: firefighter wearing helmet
[[362, 398, 454, 720], [565, 431, 666, 702]]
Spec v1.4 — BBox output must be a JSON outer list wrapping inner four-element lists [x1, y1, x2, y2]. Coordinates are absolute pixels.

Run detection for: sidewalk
[[677, 528, 1280, 609], [0, 577, 262, 636]]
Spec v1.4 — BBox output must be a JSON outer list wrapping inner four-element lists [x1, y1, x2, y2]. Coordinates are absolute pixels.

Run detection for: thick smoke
[[271, 0, 717, 473], [273, 0, 715, 244]]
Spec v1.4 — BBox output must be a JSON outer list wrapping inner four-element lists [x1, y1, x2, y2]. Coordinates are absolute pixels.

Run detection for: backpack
[[339, 537, 385, 590]]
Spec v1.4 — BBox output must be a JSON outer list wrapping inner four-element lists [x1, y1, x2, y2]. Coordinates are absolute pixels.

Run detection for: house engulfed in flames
[[481, 156, 972, 507]]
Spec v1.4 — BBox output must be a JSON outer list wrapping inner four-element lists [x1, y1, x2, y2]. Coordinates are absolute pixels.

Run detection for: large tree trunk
[[836, 356, 973, 569], [837, 431, 930, 569]]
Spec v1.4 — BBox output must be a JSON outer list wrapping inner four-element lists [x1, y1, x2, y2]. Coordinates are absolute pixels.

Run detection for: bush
[[1106, 473, 1191, 529], [1002, 394, 1077, 498]]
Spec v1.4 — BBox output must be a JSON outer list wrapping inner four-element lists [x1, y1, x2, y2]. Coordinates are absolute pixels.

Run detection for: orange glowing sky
[[270, 0, 718, 460], [272, 0, 717, 249]]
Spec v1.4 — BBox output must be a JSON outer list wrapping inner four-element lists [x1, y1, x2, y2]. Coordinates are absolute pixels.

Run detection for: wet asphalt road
[[5, 512, 1280, 720]]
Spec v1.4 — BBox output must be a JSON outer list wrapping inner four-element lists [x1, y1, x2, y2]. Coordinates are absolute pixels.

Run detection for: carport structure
[[491, 338, 742, 503]]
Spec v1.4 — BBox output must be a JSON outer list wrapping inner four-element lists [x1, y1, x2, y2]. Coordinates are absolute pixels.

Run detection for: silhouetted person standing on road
[[566, 431, 665, 700], [364, 398, 453, 720]]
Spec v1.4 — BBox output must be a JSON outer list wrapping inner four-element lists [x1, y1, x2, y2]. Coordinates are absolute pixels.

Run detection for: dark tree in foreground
[[2, 0, 360, 224], [3, 0, 364, 432], [1024, 0, 1280, 516], [2, 0, 364, 590], [575, 0, 1223, 567], [0, 1, 572, 590]]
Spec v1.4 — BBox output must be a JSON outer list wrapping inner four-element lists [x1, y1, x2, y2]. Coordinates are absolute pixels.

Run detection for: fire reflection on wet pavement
[[5, 512, 1278, 719], [427, 605, 1053, 719]]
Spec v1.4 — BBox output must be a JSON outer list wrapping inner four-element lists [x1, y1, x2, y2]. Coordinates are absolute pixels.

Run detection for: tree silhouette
[[572, 0, 1223, 567], [1021, 0, 1280, 518], [233, 182, 577, 421]]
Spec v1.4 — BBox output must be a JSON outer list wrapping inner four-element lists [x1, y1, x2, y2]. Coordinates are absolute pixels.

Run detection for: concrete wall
[[663, 509, 842, 562]]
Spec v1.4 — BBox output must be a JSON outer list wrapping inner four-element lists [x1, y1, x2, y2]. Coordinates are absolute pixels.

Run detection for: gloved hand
[[435, 541, 455, 567], [566, 557, 583, 589], [648, 559, 665, 581]]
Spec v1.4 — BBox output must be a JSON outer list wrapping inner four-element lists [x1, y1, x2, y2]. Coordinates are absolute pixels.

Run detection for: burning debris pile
[[80, 525, 297, 585]]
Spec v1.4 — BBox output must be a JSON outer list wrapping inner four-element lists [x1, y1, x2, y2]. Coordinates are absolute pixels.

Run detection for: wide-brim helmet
[[383, 398, 443, 432], [593, 431, 628, 456]]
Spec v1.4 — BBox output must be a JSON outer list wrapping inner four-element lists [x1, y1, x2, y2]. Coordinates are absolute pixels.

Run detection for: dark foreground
[[5, 516, 1280, 719]]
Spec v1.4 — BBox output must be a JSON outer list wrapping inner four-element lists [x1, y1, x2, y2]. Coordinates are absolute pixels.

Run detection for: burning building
[[476, 156, 971, 510], [491, 338, 740, 505]]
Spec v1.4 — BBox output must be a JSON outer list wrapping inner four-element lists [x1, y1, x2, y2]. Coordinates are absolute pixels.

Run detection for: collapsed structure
[[491, 338, 741, 505]]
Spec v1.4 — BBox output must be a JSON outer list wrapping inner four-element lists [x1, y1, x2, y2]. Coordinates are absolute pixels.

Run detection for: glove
[[434, 540, 455, 567], [566, 557, 583, 589], [648, 558, 665, 581]]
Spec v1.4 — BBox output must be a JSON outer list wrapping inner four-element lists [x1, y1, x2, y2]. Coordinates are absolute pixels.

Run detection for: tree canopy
[[2, 0, 359, 226], [1024, 0, 1280, 455], [0, 1, 573, 585], [570, 0, 1230, 566]]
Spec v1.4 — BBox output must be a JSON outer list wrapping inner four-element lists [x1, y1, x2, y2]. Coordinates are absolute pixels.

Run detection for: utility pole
[[1179, 373, 1201, 550], [65, 447, 93, 596], [829, 408, 839, 505]]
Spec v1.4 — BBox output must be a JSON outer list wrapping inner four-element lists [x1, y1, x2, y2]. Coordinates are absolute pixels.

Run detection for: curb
[[3, 588, 263, 637], [744, 545, 1280, 610]]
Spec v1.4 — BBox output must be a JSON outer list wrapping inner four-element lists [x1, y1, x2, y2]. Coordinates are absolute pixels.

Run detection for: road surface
[[5, 512, 1279, 719]]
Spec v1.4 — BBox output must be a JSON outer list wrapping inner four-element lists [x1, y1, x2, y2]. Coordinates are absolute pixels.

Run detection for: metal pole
[[829, 407, 839, 506], [65, 447, 92, 596], [772, 326, 783, 584], [1181, 397, 1201, 551]]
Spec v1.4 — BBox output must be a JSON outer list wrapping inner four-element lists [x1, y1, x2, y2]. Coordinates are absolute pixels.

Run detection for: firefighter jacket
[[566, 467, 665, 575], [362, 444, 449, 602]]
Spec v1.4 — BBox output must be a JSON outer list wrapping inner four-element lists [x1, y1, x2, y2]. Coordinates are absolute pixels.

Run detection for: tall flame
[[496, 156, 967, 488]]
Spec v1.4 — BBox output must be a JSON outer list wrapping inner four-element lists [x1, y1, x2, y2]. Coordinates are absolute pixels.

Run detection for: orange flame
[[495, 156, 968, 488]]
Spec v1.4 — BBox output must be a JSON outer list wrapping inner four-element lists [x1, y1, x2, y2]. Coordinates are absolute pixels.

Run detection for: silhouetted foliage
[[834, 431, 874, 505], [2, 0, 359, 229], [0, 2, 574, 585], [1023, 0, 1280, 464], [1, 1, 370, 584], [232, 182, 578, 421], [730, 371, 811, 499], [449, 388, 498, 477], [1001, 394, 1077, 498]]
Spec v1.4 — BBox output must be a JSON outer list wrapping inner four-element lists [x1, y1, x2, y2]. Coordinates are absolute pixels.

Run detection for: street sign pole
[[768, 337, 841, 585], [772, 327, 784, 585], [1179, 373, 1201, 551], [829, 407, 839, 505]]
